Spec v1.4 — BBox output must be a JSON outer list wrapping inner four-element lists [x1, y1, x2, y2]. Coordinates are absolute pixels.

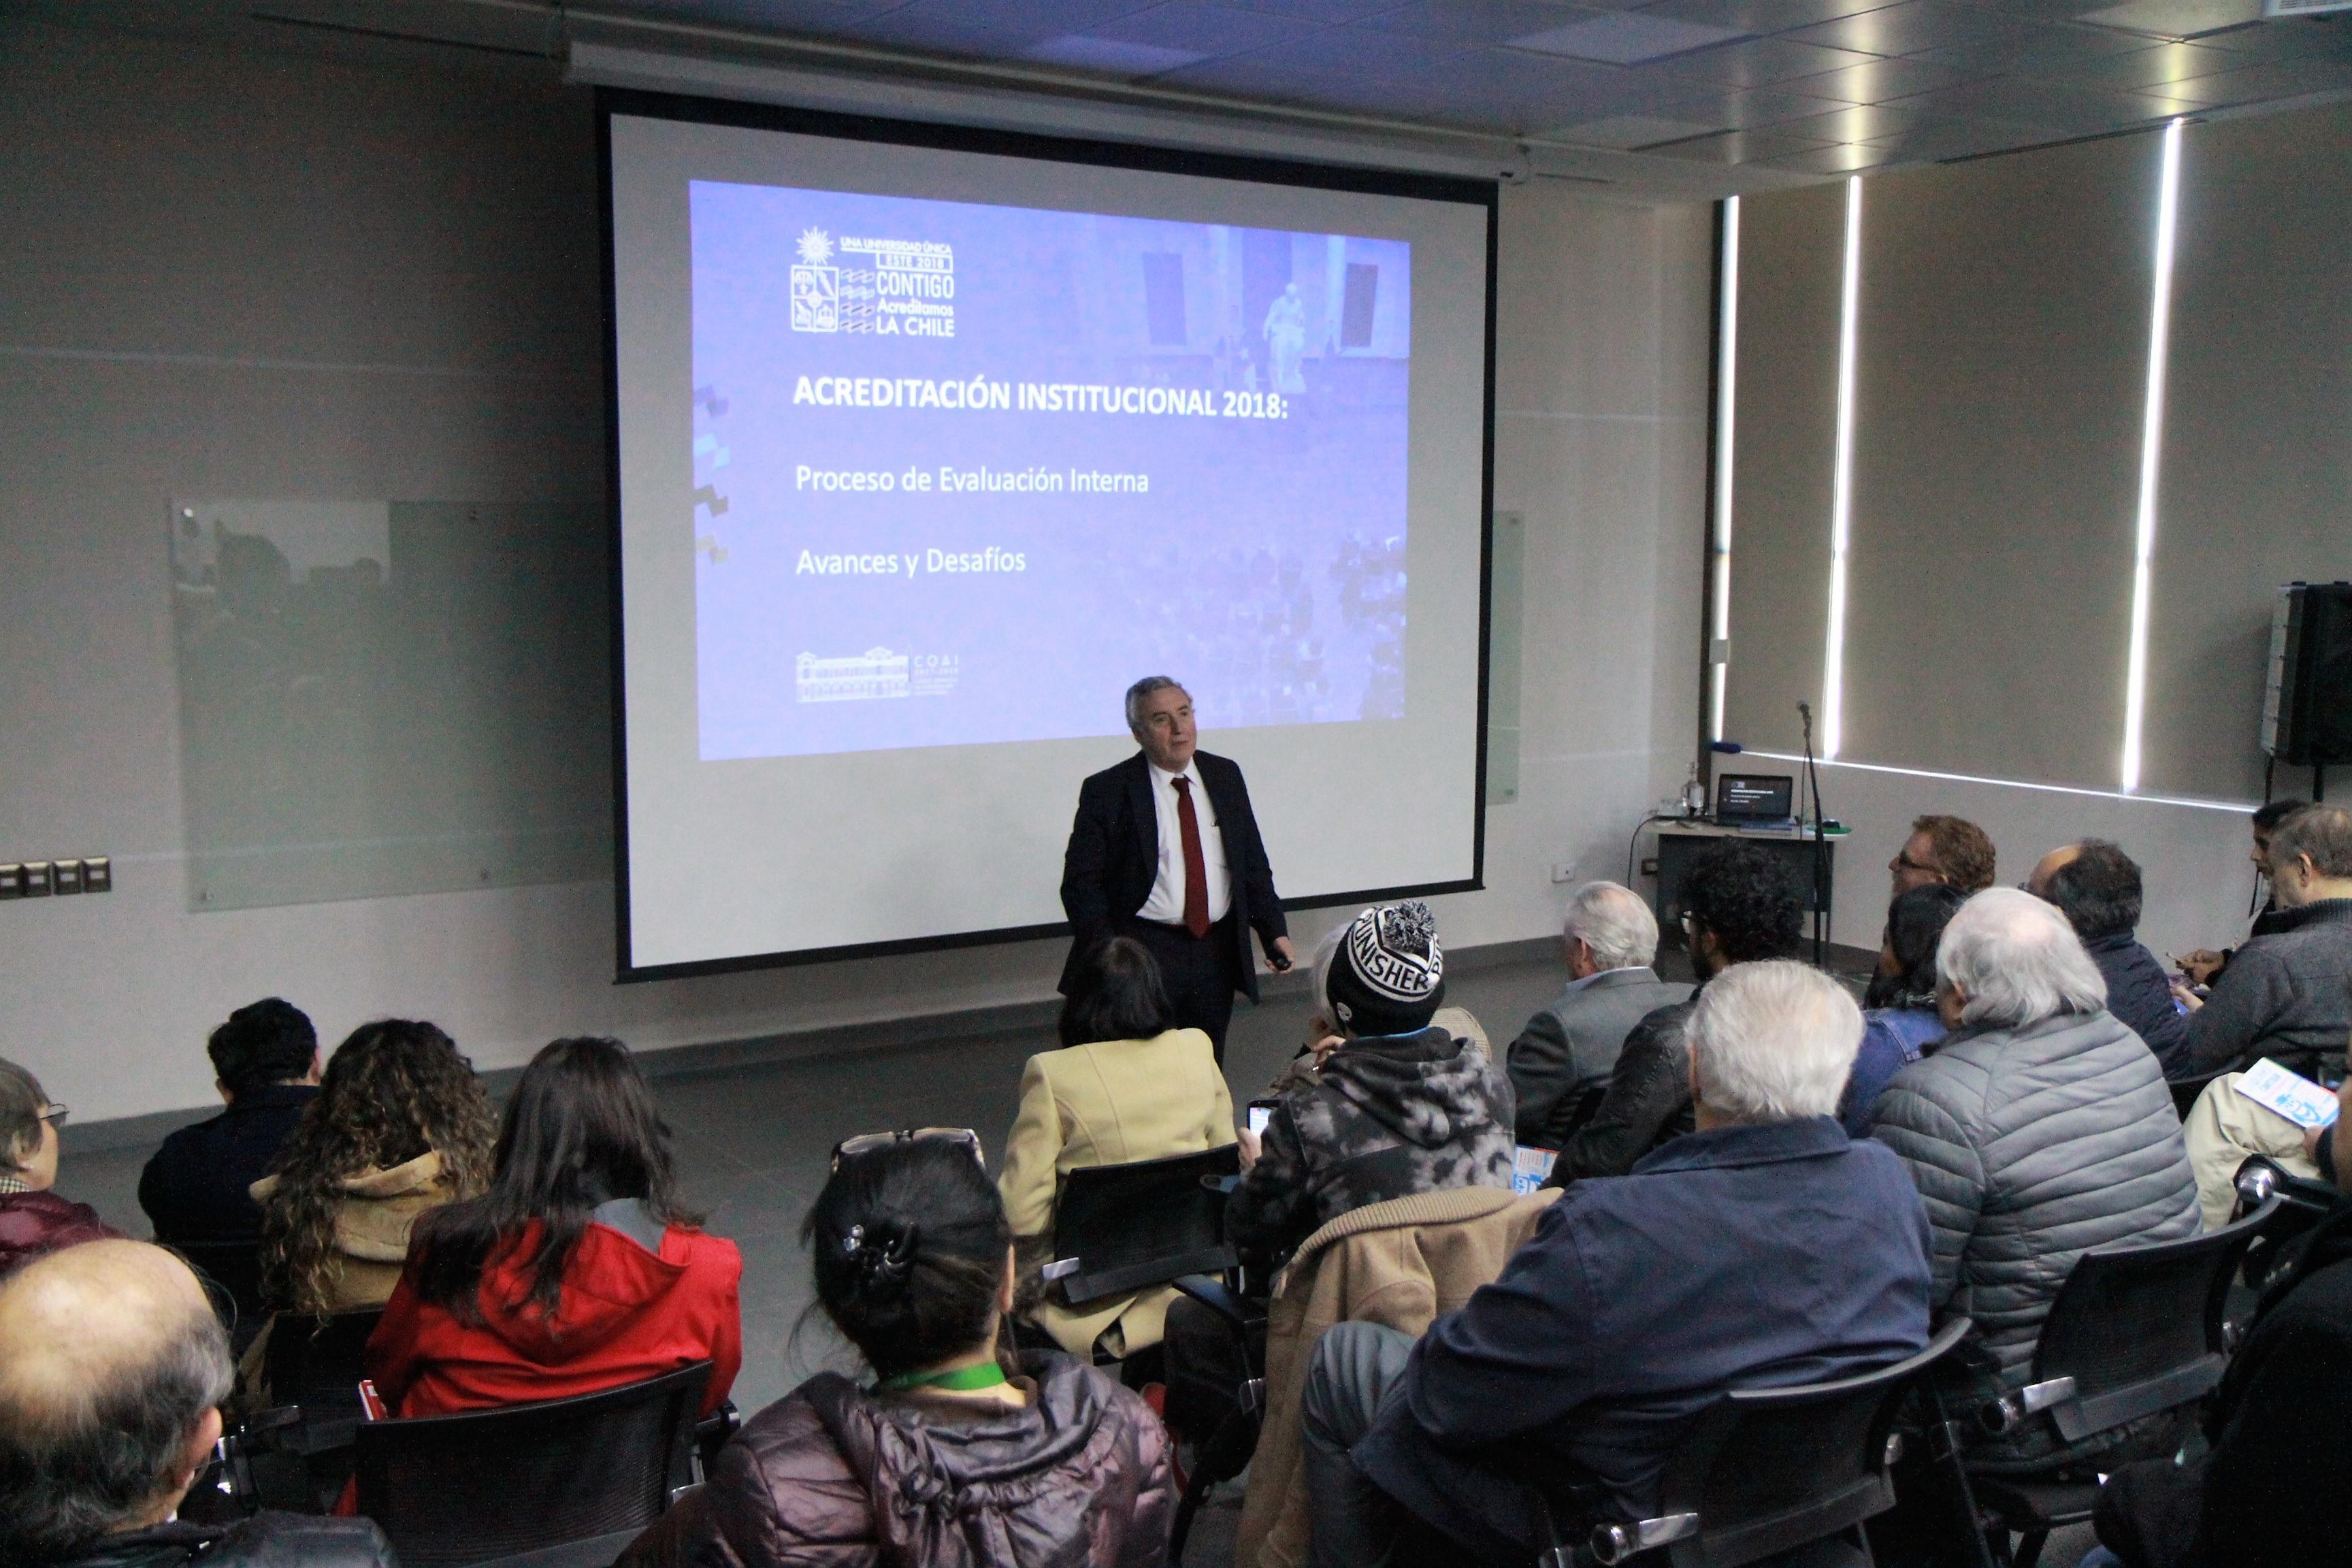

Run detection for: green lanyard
[[880, 1361, 1011, 1394]]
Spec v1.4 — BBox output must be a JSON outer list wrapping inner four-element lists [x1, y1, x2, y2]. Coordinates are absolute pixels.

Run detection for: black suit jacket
[[1059, 750, 1287, 999]]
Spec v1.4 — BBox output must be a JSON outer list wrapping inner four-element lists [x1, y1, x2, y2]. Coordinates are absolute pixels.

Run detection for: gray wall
[[0, 14, 1711, 1124]]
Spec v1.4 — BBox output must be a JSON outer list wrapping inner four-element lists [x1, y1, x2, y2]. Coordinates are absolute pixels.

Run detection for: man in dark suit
[[1505, 881, 1692, 1148], [1060, 676, 1294, 1061]]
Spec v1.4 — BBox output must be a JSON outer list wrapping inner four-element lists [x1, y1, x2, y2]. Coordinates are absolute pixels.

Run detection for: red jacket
[[365, 1217, 742, 1419], [0, 1190, 122, 1275]]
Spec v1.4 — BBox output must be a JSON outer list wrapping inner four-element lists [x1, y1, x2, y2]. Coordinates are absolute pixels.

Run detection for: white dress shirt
[[1137, 760, 1232, 927]]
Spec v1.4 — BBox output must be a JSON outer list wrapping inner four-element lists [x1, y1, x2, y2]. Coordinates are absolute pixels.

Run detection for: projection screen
[[604, 91, 1496, 978]]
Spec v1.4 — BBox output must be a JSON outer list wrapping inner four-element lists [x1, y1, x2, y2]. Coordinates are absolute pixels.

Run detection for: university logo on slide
[[796, 647, 910, 702], [788, 226, 956, 338], [790, 229, 840, 333]]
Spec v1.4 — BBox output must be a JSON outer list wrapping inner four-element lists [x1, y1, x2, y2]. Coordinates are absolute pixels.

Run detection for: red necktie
[[1173, 776, 1211, 938]]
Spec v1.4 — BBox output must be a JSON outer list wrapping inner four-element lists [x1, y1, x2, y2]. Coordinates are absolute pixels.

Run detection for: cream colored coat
[[997, 1028, 1237, 1358], [1235, 1183, 1562, 1568]]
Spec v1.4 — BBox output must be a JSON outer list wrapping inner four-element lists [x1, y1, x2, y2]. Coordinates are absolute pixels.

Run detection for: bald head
[[2025, 844, 2080, 899], [0, 1241, 233, 1556]]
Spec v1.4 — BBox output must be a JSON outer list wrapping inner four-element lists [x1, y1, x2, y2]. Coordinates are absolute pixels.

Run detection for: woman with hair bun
[[621, 1132, 1172, 1568]]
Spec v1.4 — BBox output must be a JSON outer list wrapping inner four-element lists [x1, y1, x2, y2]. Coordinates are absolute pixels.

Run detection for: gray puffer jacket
[[1867, 1009, 2198, 1401]]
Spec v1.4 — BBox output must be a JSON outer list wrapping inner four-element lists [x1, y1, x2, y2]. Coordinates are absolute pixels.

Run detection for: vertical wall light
[[2120, 117, 2185, 794], [1708, 196, 1740, 743], [1820, 174, 1863, 760]]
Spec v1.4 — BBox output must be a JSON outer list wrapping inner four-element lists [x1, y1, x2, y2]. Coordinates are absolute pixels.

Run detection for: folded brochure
[[2234, 1058, 2340, 1130]]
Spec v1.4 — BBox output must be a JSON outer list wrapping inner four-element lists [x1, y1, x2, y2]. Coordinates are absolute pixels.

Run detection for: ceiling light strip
[[1822, 174, 1863, 761], [1709, 196, 1740, 743], [2120, 117, 2185, 795]]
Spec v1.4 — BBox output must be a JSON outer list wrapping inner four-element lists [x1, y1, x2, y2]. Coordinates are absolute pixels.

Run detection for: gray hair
[[0, 1058, 46, 1174], [1124, 676, 1187, 736], [1686, 960, 1861, 1124], [2268, 804, 2352, 880], [1936, 887, 2106, 1030], [1562, 882, 1658, 970]]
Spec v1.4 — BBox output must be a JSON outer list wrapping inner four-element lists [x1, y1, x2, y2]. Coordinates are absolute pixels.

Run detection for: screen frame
[[598, 86, 1499, 983], [1712, 773, 1797, 823]]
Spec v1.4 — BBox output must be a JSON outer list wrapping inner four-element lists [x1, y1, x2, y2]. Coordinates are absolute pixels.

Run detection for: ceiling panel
[[1642, 124, 1834, 156], [1761, 140, 1909, 170], [1352, 0, 1623, 45], [1784, 1, 2037, 55], [1647, 82, 1855, 122], [1634, 0, 1898, 31], [1653, 34, 1880, 83], [1550, 109, 1733, 142], [1772, 53, 1987, 97]]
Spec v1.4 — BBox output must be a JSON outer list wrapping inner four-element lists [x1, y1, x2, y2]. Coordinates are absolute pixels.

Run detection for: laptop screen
[[1714, 773, 1795, 823]]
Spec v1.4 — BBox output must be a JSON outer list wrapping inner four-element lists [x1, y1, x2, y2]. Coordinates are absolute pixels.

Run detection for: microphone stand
[[1799, 704, 1827, 968]]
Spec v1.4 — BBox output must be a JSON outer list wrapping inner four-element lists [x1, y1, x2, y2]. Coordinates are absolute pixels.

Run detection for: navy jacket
[[1058, 750, 1286, 998], [1354, 1117, 1933, 1558], [138, 1083, 317, 1245], [2084, 932, 2189, 1076]]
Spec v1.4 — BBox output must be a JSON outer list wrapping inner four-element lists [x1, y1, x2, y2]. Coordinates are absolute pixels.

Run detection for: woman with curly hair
[[252, 1019, 497, 1316]]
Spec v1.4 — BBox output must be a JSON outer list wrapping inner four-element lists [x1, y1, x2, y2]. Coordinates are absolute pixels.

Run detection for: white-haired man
[[1297, 962, 1933, 1565], [1505, 882, 1693, 1149], [1869, 887, 2198, 1469]]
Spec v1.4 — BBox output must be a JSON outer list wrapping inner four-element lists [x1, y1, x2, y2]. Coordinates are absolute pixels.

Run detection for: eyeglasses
[[1893, 852, 1941, 875], [830, 1126, 983, 1171], [39, 1104, 67, 1130]]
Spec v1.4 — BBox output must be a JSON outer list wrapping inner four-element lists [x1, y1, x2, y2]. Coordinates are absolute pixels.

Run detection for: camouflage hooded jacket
[[1226, 1026, 1517, 1262]]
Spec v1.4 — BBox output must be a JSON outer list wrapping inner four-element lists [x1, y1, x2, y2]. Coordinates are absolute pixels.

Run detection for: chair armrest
[[1172, 1274, 1257, 1325]]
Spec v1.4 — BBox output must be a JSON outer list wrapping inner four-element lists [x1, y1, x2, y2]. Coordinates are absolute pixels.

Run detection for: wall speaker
[[2263, 582, 2352, 766]]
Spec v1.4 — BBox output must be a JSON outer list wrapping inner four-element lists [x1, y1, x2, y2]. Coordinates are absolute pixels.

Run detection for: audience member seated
[[1546, 840, 1802, 1183], [2178, 797, 2309, 987], [1889, 813, 1998, 897], [2173, 803, 2352, 1083], [618, 1134, 1170, 1568], [2027, 840, 2190, 1075], [997, 935, 1235, 1360], [2091, 1134, 2352, 1568], [0, 1058, 120, 1276], [138, 998, 320, 1250], [1838, 883, 1964, 1136], [1867, 888, 2198, 1469], [0, 1240, 394, 1568], [1504, 881, 1691, 1149], [365, 1036, 740, 1419], [1297, 961, 1933, 1565], [252, 1019, 497, 1317], [1226, 900, 1512, 1263]]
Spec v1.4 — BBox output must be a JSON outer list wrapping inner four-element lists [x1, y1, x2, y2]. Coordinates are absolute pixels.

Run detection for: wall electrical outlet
[[0, 855, 112, 900], [1552, 862, 1576, 883]]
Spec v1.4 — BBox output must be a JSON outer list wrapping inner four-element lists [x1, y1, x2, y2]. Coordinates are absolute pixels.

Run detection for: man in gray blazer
[[1506, 882, 1693, 1148]]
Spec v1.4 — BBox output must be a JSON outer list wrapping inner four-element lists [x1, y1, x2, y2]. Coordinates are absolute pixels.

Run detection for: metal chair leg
[[2012, 1529, 2048, 1568]]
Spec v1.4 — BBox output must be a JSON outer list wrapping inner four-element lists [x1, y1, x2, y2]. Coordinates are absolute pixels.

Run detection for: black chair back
[[1650, 1318, 1974, 1568], [261, 1307, 385, 1452], [2166, 1071, 2225, 1124], [2022, 1199, 2272, 1445], [176, 1241, 267, 1328], [352, 1361, 710, 1568], [1050, 1144, 1240, 1307]]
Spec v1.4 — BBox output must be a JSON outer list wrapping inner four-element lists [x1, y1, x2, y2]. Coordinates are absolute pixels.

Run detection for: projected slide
[[688, 181, 1412, 762]]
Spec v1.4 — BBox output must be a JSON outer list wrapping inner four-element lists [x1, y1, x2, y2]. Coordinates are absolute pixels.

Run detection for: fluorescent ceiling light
[[1822, 175, 1862, 761], [1710, 195, 1740, 745], [2120, 118, 2185, 794]]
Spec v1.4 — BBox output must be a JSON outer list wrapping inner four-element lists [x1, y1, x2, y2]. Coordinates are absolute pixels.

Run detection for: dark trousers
[[1125, 913, 1240, 1063], [1301, 1321, 1418, 1568]]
